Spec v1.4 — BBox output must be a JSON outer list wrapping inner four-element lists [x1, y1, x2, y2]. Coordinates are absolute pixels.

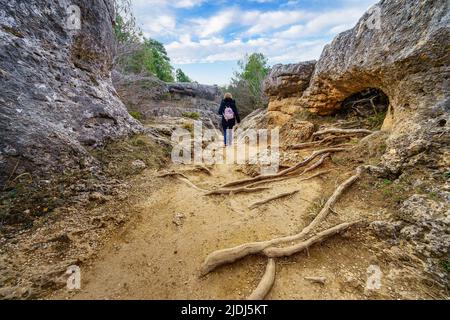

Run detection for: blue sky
[[131, 0, 378, 85]]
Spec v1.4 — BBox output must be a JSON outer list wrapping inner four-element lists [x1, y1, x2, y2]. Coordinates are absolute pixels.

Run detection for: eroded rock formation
[[264, 0, 449, 173], [0, 0, 142, 185], [262, 0, 449, 287], [263, 61, 316, 125], [300, 0, 449, 173], [113, 72, 221, 127]]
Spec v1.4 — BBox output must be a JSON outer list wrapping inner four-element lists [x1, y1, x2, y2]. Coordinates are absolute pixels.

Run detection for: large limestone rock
[[300, 0, 449, 173], [264, 61, 316, 99], [167, 82, 221, 102], [113, 72, 221, 127], [263, 0, 448, 173], [0, 0, 142, 184], [263, 61, 316, 126]]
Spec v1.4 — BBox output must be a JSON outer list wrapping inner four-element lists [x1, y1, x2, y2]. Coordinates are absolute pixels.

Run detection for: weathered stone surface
[[0, 0, 142, 184], [370, 193, 450, 285], [264, 61, 316, 99], [262, 0, 449, 172], [113, 72, 221, 127], [260, 1, 449, 285], [167, 82, 221, 102], [263, 61, 316, 126], [299, 0, 449, 173], [302, 1, 449, 115], [279, 119, 315, 145]]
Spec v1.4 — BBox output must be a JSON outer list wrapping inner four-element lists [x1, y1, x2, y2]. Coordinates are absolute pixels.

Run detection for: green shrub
[[367, 111, 387, 129], [129, 111, 143, 120], [441, 259, 450, 273], [182, 112, 200, 120]]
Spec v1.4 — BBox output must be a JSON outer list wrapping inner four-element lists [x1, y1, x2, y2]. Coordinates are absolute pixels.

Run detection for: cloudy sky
[[131, 0, 378, 85]]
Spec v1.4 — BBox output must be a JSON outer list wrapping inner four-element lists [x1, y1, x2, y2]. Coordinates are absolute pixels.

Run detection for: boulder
[[263, 61, 316, 99], [113, 72, 221, 128], [167, 82, 221, 102], [0, 0, 142, 184], [263, 61, 316, 126], [299, 0, 449, 173]]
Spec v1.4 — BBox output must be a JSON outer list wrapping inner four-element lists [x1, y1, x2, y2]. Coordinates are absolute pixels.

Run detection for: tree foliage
[[176, 69, 192, 83], [223, 53, 270, 117], [122, 38, 174, 82], [112, 0, 187, 83]]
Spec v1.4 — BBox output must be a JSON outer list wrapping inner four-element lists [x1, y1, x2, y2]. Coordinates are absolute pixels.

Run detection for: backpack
[[223, 105, 235, 121]]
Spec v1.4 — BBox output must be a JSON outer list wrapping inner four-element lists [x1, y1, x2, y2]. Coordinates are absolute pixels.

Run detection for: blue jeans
[[224, 128, 233, 146]]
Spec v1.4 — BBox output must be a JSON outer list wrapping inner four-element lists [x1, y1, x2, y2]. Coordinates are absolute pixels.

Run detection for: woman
[[218, 92, 241, 146]]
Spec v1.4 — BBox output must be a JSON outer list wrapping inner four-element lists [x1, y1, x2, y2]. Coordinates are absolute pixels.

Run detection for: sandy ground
[[48, 146, 443, 300]]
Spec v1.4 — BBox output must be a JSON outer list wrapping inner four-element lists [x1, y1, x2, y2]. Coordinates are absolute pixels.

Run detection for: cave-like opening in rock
[[338, 88, 390, 130]]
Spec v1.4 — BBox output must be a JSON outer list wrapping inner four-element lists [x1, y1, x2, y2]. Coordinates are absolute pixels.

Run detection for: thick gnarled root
[[243, 156, 330, 189], [200, 242, 273, 276], [247, 259, 276, 300], [157, 171, 209, 192], [290, 134, 355, 150], [200, 169, 362, 276], [263, 221, 360, 257], [205, 186, 271, 196], [220, 148, 347, 189], [312, 128, 374, 139], [249, 190, 299, 210]]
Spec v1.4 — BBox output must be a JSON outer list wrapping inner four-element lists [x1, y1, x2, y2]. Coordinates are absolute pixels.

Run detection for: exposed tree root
[[247, 169, 331, 208], [181, 165, 213, 176], [247, 259, 276, 300], [244, 156, 330, 189], [220, 148, 347, 189], [263, 221, 360, 257], [358, 130, 387, 145], [199, 168, 362, 276], [290, 135, 354, 150], [249, 190, 299, 210], [286, 168, 362, 238], [157, 171, 209, 192], [205, 186, 271, 196], [157, 171, 189, 179], [288, 141, 321, 150], [312, 128, 374, 139]]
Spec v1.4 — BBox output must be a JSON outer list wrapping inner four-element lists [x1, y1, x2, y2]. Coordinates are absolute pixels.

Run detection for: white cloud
[[173, 0, 205, 8], [131, 0, 379, 84], [142, 14, 176, 36], [242, 10, 309, 35], [166, 33, 327, 65], [274, 8, 367, 39], [133, 0, 204, 8], [191, 9, 236, 38], [186, 8, 310, 38]]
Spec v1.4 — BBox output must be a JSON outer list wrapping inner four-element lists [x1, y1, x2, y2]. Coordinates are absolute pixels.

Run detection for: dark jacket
[[218, 98, 240, 128]]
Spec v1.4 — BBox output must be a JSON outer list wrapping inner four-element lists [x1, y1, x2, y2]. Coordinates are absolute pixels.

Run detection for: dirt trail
[[49, 145, 429, 300]]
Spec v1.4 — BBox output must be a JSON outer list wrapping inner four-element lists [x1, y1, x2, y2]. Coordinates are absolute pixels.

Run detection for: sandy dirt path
[[49, 146, 422, 300]]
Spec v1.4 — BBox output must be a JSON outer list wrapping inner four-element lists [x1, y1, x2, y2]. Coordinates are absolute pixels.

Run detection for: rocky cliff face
[[0, 0, 142, 185], [113, 72, 222, 127], [301, 0, 449, 172], [264, 0, 449, 173], [263, 61, 316, 126], [262, 0, 449, 286]]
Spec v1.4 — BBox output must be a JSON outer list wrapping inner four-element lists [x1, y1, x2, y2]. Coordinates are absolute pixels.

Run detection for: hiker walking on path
[[218, 92, 241, 146]]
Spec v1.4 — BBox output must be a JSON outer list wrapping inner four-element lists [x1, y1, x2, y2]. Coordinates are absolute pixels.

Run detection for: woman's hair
[[224, 92, 233, 99]]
